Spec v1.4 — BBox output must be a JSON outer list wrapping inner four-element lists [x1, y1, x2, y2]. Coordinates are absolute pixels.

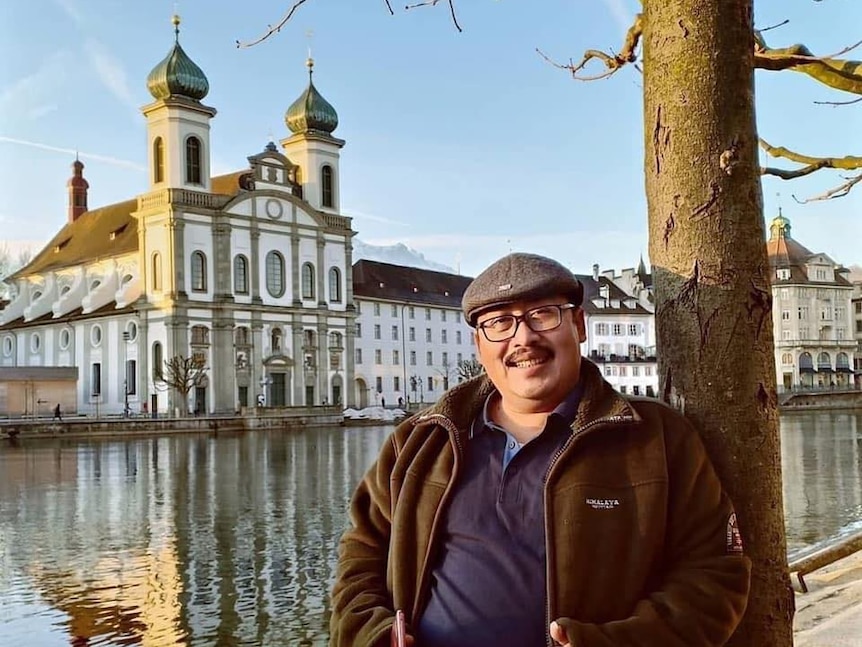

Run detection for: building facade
[[352, 260, 475, 408], [766, 213, 856, 390], [0, 18, 357, 416]]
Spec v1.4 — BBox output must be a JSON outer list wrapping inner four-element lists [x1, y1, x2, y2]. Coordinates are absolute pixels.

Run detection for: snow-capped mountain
[[353, 240, 456, 274]]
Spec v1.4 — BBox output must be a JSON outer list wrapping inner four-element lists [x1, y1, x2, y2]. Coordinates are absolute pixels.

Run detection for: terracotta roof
[[352, 260, 473, 308], [12, 199, 139, 278], [12, 173, 249, 281], [767, 233, 851, 286], [0, 300, 136, 332]]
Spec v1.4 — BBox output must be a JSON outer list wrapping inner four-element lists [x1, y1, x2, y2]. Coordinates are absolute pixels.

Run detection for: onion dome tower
[[281, 58, 345, 212], [141, 14, 216, 192]]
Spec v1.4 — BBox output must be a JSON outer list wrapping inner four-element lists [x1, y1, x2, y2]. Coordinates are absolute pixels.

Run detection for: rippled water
[[0, 413, 860, 646]]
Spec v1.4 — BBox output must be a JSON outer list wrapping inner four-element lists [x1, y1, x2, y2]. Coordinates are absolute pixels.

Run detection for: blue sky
[[1, 0, 861, 278]]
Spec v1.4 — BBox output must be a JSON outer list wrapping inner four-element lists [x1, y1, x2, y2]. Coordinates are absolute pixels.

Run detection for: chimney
[[67, 158, 89, 222], [592, 263, 599, 281]]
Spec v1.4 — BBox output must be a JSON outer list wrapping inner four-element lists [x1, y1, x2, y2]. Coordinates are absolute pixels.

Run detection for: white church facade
[[0, 17, 358, 416]]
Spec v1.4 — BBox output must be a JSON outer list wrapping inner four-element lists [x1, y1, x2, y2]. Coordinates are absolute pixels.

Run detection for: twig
[[405, 0, 462, 32], [236, 0, 309, 48], [793, 174, 862, 202], [758, 19, 789, 33], [814, 95, 862, 106]]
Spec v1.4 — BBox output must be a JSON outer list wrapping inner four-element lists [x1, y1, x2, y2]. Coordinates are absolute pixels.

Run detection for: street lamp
[[258, 374, 272, 407]]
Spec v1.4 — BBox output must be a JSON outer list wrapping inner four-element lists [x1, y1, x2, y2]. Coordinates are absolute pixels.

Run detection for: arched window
[[234, 255, 249, 294], [191, 326, 210, 345], [152, 252, 162, 291], [301, 262, 315, 300], [191, 251, 207, 292], [153, 137, 164, 183], [329, 267, 341, 303], [329, 331, 343, 349], [781, 353, 793, 365], [153, 342, 163, 380], [186, 136, 202, 184], [265, 251, 285, 297], [817, 352, 832, 369], [321, 164, 334, 208]]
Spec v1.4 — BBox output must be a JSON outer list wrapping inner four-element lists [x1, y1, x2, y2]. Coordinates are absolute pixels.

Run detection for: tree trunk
[[642, 1, 794, 645]]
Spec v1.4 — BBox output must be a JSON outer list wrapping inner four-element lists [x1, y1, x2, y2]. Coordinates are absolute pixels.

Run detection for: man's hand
[[550, 620, 571, 646]]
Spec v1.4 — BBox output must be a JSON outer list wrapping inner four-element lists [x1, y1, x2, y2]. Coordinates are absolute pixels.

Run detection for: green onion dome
[[146, 15, 209, 101], [285, 58, 338, 135]]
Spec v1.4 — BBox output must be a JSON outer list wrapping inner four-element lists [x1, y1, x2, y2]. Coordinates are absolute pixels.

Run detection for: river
[[0, 410, 860, 646]]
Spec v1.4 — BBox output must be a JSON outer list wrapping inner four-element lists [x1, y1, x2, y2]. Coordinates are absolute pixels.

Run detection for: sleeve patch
[[726, 512, 744, 554]]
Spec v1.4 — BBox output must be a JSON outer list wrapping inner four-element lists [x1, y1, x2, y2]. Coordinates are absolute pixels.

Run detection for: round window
[[30, 333, 41, 353], [2, 336, 12, 357], [125, 322, 138, 342], [91, 325, 102, 347], [59, 329, 71, 350]]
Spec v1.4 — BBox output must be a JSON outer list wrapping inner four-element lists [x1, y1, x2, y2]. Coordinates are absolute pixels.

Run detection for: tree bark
[[642, 1, 794, 645]]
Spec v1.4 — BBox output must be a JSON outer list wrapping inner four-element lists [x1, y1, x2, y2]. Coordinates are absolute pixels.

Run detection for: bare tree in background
[[235, 2, 862, 644], [456, 357, 484, 381], [159, 355, 208, 416]]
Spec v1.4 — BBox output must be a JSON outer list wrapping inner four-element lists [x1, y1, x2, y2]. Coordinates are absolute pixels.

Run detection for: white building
[[578, 268, 658, 397], [352, 260, 475, 408], [0, 18, 357, 416], [766, 212, 856, 390]]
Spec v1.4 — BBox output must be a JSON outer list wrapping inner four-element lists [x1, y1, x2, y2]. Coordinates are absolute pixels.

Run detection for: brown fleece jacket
[[329, 360, 751, 647]]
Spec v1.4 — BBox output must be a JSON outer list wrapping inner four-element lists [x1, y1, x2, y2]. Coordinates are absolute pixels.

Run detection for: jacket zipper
[[543, 414, 632, 647], [410, 413, 464, 622]]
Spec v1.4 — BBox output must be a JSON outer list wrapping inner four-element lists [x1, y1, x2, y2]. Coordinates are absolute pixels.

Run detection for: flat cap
[[462, 252, 583, 326]]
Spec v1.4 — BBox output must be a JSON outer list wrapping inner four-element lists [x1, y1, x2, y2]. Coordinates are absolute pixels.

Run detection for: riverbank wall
[[1, 405, 345, 441], [779, 389, 862, 410]]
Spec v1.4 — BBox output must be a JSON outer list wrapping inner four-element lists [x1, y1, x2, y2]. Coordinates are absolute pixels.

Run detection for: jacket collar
[[418, 359, 641, 435]]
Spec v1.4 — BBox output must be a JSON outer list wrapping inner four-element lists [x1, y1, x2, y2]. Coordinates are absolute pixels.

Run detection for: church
[[0, 16, 357, 416]]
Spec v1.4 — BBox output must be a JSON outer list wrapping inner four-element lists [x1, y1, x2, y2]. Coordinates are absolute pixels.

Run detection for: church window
[[235, 326, 249, 346], [152, 253, 162, 291], [191, 251, 207, 292], [329, 267, 341, 302], [185, 136, 202, 184], [302, 262, 315, 299], [153, 137, 164, 183], [152, 342, 163, 380], [234, 255, 249, 294], [265, 251, 285, 297], [321, 164, 334, 208]]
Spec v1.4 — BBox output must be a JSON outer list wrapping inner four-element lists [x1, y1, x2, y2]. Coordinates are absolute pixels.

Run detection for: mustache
[[504, 344, 553, 366]]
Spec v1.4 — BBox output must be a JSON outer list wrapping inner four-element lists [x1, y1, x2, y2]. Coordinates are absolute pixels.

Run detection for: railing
[[788, 530, 862, 592], [320, 212, 352, 230], [137, 188, 232, 212], [589, 353, 658, 364], [777, 383, 858, 395]]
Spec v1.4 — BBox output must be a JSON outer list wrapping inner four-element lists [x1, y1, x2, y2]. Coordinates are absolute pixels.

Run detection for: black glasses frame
[[476, 303, 578, 342]]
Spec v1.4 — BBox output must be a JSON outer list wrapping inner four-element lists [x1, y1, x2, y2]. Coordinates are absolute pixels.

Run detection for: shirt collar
[[470, 382, 585, 439]]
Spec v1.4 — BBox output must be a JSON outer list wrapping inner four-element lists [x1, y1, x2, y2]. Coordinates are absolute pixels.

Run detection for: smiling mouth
[[505, 350, 551, 368]]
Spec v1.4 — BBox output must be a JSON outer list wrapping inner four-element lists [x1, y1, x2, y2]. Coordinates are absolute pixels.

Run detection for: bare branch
[[539, 13, 643, 81], [754, 37, 862, 95], [793, 174, 862, 202], [758, 19, 789, 33], [384, 0, 394, 15], [405, 0, 462, 32], [813, 95, 862, 106], [236, 0, 310, 48], [761, 162, 828, 180], [759, 139, 862, 170]]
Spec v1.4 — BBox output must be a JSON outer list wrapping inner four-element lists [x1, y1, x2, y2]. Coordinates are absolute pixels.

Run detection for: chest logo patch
[[586, 497, 620, 510]]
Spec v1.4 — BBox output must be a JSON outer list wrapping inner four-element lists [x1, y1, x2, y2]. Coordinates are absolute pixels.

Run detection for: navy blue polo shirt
[[414, 385, 583, 647]]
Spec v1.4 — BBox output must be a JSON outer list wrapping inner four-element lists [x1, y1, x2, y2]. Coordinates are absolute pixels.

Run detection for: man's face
[[474, 295, 586, 414]]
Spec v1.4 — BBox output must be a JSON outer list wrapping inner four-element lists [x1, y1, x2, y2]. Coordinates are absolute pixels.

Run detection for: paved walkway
[[793, 551, 862, 647]]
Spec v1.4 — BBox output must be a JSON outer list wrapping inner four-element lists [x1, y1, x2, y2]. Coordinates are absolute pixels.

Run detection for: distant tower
[[281, 57, 344, 211], [142, 14, 215, 192], [67, 157, 89, 222]]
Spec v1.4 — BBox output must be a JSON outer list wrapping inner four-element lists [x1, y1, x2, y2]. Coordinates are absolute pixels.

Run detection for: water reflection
[[0, 414, 860, 645], [780, 411, 862, 551], [0, 427, 390, 646]]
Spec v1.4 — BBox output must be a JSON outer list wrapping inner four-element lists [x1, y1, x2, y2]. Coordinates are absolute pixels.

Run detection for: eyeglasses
[[476, 303, 578, 342]]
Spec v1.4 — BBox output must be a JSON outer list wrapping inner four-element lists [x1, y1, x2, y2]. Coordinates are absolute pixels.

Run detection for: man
[[330, 252, 751, 647]]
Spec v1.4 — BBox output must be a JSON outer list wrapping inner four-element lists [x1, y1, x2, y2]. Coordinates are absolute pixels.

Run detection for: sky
[[2, 0, 862, 279]]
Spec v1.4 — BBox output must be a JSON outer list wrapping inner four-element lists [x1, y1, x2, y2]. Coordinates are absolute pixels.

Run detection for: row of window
[[603, 365, 653, 377], [151, 251, 343, 301], [780, 351, 853, 368], [4, 322, 140, 355], [779, 328, 848, 341], [367, 302, 459, 322], [357, 323, 468, 345], [777, 286, 848, 300], [780, 307, 847, 321], [374, 375, 438, 394], [356, 349, 474, 367], [594, 323, 643, 336], [88, 359, 137, 397]]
